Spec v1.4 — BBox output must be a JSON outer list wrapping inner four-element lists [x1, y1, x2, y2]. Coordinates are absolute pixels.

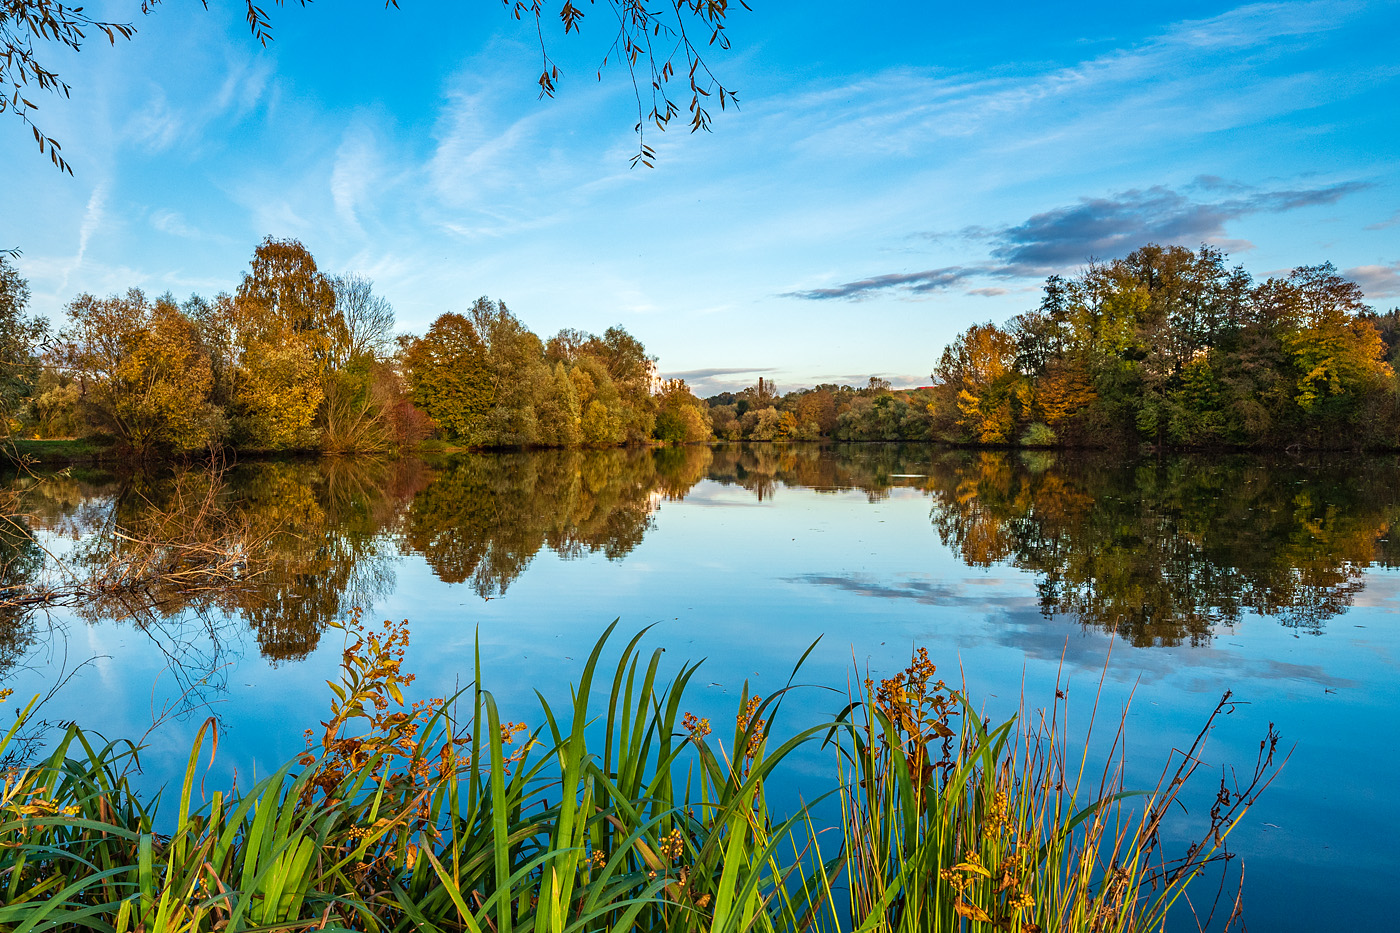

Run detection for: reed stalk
[[0, 624, 1279, 932]]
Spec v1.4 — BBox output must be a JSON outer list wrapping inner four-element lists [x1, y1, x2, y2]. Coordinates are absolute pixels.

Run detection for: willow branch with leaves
[[3, 0, 745, 175]]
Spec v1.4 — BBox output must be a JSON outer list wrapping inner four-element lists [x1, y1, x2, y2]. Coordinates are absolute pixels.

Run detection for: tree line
[[701, 245, 1400, 449], [5, 240, 1399, 455], [932, 245, 1400, 449], [0, 238, 711, 455]]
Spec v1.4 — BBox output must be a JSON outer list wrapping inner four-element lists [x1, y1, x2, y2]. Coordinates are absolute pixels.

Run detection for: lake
[[3, 444, 1396, 929]]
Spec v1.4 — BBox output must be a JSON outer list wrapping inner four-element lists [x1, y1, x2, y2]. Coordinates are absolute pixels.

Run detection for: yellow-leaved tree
[[932, 322, 1028, 443], [225, 237, 335, 450], [57, 290, 222, 453]]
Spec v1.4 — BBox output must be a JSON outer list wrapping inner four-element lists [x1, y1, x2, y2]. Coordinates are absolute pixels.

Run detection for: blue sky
[[4, 0, 1398, 394]]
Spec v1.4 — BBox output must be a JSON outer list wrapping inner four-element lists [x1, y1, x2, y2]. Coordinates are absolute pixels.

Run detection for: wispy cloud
[[985, 179, 1367, 271], [775, 1, 1360, 161], [331, 124, 383, 238], [53, 181, 110, 297], [150, 209, 200, 239], [1366, 209, 1400, 231], [1347, 262, 1400, 299], [786, 178, 1368, 300], [662, 366, 776, 395], [663, 366, 776, 381], [125, 87, 184, 152], [785, 267, 978, 300]]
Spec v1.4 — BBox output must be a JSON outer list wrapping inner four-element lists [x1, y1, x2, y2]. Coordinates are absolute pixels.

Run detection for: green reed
[[0, 623, 1278, 932], [817, 652, 1281, 933]]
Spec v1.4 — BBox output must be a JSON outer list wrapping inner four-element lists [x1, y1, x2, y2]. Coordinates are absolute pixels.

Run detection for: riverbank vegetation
[[0, 242, 710, 459], [706, 247, 1400, 449], [0, 619, 1277, 931], [5, 243, 1399, 456]]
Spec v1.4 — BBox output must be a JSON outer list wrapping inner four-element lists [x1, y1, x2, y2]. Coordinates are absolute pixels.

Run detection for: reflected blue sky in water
[[5, 452, 1399, 928]]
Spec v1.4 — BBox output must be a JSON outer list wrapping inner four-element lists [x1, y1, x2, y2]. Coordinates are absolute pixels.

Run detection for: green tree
[[572, 356, 626, 447], [535, 361, 582, 448], [403, 312, 495, 442], [583, 326, 657, 443], [467, 297, 550, 446], [653, 378, 711, 444], [20, 368, 81, 438], [0, 256, 46, 434]]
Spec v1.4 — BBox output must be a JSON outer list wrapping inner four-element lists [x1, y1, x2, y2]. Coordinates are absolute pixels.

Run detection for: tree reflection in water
[[4, 459, 429, 674], [404, 446, 712, 596], [4, 444, 1398, 686], [922, 450, 1400, 644], [705, 444, 1400, 644]]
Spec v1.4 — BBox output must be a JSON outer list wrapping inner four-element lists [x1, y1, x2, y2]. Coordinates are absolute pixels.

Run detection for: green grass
[[0, 622, 1279, 932], [3, 436, 120, 465]]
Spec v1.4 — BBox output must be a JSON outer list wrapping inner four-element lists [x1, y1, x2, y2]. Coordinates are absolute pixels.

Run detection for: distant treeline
[[3, 240, 1398, 454], [707, 246, 1400, 449]]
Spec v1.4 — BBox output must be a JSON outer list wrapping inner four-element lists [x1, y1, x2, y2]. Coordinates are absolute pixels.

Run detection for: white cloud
[[757, 0, 1359, 165], [331, 125, 382, 237], [150, 209, 200, 239], [1348, 262, 1400, 299], [58, 181, 110, 296], [125, 87, 184, 152]]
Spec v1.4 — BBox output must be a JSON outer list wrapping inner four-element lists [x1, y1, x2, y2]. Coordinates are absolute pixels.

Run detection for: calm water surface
[[4, 445, 1398, 929]]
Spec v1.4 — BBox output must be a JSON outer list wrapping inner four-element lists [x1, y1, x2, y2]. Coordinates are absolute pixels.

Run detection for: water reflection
[[404, 447, 705, 595], [701, 445, 1400, 643], [3, 448, 714, 664], [5, 445, 1399, 669], [921, 450, 1400, 644], [0, 515, 44, 674]]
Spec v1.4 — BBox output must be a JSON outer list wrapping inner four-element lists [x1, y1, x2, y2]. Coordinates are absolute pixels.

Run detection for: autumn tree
[[221, 237, 337, 449], [707, 403, 741, 440], [654, 378, 711, 444], [1275, 263, 1392, 431], [56, 290, 222, 453], [234, 236, 340, 356], [933, 322, 1027, 443], [403, 312, 495, 442], [545, 327, 592, 364], [319, 274, 407, 452], [946, 244, 1400, 449], [792, 387, 838, 435]]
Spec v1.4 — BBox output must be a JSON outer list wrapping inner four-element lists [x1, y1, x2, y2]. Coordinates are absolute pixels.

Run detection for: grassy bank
[[0, 621, 1278, 932], [2, 436, 122, 465]]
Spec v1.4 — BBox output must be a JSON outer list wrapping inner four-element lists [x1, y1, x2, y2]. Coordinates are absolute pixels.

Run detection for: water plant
[[820, 651, 1281, 933], [0, 620, 1279, 931]]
